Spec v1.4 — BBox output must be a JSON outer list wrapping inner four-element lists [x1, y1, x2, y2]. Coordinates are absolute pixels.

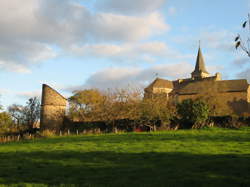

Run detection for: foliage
[[8, 97, 40, 130], [8, 104, 25, 127], [0, 128, 249, 186], [139, 95, 176, 130], [68, 89, 105, 121], [177, 99, 210, 128], [23, 97, 40, 129], [0, 112, 14, 133], [68, 88, 176, 132]]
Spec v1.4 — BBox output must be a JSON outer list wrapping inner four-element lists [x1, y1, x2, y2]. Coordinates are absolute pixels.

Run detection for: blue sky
[[0, 0, 250, 109]]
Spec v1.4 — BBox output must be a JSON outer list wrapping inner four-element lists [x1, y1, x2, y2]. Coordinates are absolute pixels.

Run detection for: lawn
[[0, 127, 249, 187]]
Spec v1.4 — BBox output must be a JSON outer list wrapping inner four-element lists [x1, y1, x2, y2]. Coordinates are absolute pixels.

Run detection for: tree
[[177, 99, 210, 129], [235, 14, 250, 57], [68, 89, 105, 121], [23, 97, 40, 129], [101, 88, 142, 132], [139, 95, 176, 131], [0, 112, 13, 133], [8, 104, 25, 128], [8, 97, 40, 130]]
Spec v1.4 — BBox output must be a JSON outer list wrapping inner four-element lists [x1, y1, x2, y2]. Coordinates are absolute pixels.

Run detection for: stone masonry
[[40, 84, 67, 131]]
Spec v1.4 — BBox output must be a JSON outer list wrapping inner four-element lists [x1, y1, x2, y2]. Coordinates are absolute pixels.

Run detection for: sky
[[0, 0, 250, 109]]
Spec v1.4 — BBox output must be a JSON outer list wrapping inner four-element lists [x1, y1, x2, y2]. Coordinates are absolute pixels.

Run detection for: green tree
[[177, 99, 210, 129], [68, 89, 105, 121], [139, 95, 176, 131]]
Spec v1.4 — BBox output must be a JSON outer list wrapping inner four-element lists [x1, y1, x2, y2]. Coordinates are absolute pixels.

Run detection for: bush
[[177, 99, 210, 129], [40, 129, 57, 137]]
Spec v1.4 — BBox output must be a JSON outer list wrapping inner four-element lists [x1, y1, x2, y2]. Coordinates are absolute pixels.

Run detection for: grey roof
[[177, 79, 249, 95], [192, 47, 209, 74], [144, 78, 173, 92]]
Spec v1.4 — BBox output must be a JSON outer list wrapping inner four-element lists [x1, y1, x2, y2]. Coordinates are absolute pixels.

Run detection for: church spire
[[191, 44, 209, 79]]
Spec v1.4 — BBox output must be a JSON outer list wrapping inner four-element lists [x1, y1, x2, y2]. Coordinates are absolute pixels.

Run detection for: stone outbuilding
[[40, 84, 67, 131]]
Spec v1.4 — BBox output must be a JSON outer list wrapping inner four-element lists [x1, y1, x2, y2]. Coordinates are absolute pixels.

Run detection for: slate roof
[[144, 78, 173, 92], [177, 79, 249, 95]]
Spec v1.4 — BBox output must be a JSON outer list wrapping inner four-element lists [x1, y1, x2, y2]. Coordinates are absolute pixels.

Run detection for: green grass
[[0, 127, 250, 187]]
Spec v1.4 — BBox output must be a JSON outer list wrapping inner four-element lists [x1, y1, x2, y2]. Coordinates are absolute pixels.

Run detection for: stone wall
[[177, 91, 249, 116], [40, 84, 67, 131]]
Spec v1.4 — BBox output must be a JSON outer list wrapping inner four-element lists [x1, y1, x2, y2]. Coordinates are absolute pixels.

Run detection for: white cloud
[[0, 89, 11, 95], [0, 61, 31, 73], [96, 0, 166, 15], [63, 60, 223, 93], [64, 62, 194, 92], [173, 29, 235, 52], [168, 7, 177, 15], [70, 41, 190, 63], [0, 0, 169, 72], [237, 68, 250, 82], [90, 12, 168, 42], [232, 57, 249, 67], [17, 91, 41, 99], [200, 30, 235, 52]]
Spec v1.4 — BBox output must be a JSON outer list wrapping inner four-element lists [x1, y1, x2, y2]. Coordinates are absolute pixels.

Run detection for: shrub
[[177, 99, 210, 129], [40, 129, 57, 137]]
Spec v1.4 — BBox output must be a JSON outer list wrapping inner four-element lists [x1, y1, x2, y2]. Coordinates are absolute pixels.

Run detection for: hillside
[[0, 128, 250, 186]]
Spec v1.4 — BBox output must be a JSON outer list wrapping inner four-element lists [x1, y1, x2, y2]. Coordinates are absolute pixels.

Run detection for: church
[[144, 47, 250, 116]]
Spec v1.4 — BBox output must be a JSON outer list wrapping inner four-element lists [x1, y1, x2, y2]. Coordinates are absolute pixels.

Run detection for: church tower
[[191, 46, 210, 79]]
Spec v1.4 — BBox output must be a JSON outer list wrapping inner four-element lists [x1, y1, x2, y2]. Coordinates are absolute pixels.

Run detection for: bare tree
[[8, 104, 25, 128], [23, 97, 40, 129], [8, 97, 40, 130], [235, 14, 250, 57]]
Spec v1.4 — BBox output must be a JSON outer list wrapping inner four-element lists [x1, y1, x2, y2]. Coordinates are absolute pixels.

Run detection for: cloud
[[200, 30, 235, 52], [16, 91, 41, 99], [70, 42, 191, 63], [0, 0, 169, 72], [168, 7, 177, 15], [64, 62, 194, 92], [173, 29, 235, 52], [0, 40, 56, 73], [232, 57, 249, 67], [96, 0, 166, 15], [0, 89, 11, 95], [237, 67, 250, 82]]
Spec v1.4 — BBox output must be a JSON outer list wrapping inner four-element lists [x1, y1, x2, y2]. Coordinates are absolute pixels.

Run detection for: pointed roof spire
[[192, 44, 209, 74]]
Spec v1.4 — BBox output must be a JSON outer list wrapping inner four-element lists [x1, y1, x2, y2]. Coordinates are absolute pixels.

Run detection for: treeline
[[0, 88, 249, 136], [64, 88, 249, 133]]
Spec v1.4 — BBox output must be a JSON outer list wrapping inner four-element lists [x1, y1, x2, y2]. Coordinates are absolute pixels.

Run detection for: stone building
[[144, 47, 250, 116], [40, 84, 67, 130]]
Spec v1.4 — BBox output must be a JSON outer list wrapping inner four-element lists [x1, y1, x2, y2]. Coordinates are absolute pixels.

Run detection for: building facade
[[144, 47, 250, 116]]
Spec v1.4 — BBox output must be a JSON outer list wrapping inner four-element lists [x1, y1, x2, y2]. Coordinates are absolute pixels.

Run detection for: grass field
[[0, 127, 249, 187]]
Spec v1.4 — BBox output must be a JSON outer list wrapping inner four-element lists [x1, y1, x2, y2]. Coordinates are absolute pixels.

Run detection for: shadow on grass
[[0, 150, 249, 186]]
